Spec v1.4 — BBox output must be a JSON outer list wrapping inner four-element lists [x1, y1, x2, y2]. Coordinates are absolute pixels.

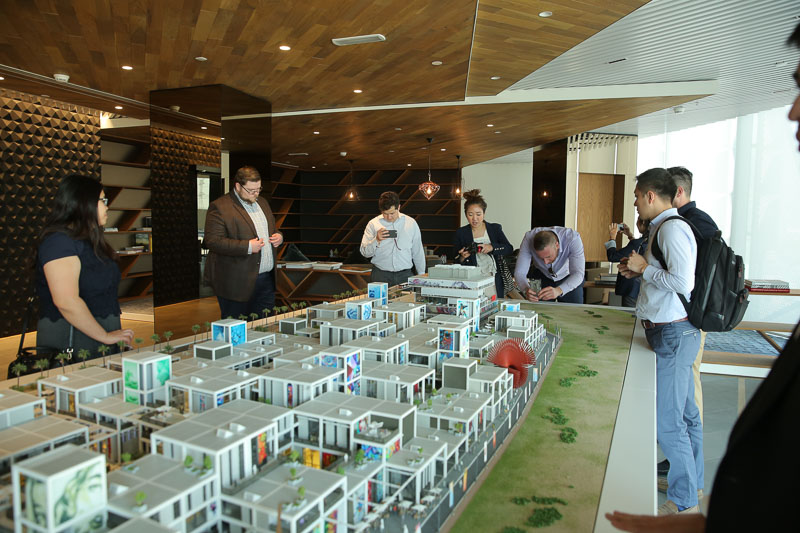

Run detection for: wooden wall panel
[[577, 172, 624, 262], [150, 128, 219, 307], [0, 96, 100, 337]]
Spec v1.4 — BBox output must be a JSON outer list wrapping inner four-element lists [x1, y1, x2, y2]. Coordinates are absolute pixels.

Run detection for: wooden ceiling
[[0, 0, 700, 169]]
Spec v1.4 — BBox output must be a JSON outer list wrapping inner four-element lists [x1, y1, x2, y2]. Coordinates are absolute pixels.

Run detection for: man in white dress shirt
[[620, 167, 703, 516], [359, 191, 426, 286]]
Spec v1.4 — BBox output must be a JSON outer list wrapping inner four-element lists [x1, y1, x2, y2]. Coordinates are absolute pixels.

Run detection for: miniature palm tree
[[238, 314, 248, 322], [11, 362, 27, 388], [134, 491, 147, 507], [249, 312, 259, 327], [163, 331, 173, 345], [98, 344, 111, 366], [204, 321, 211, 340], [162, 344, 173, 354], [191, 324, 201, 344], [150, 333, 160, 351], [297, 486, 306, 501], [33, 358, 48, 378], [116, 340, 126, 356], [77, 348, 91, 368], [134, 337, 143, 352], [55, 351, 70, 373], [263, 307, 271, 320]]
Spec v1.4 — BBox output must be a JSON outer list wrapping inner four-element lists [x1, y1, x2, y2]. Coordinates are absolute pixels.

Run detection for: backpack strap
[[649, 215, 701, 311]]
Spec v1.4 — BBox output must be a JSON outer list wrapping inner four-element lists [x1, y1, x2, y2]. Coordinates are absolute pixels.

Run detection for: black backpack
[[651, 216, 749, 332]]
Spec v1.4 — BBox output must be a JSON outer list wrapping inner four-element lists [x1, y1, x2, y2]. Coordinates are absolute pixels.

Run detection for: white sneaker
[[658, 500, 699, 516]]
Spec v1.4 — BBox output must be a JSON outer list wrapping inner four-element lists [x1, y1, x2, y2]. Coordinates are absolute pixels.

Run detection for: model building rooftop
[[37, 365, 121, 391]]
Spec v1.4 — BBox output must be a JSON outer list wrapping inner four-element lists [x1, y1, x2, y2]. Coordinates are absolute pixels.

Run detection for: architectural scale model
[[0, 265, 561, 533]]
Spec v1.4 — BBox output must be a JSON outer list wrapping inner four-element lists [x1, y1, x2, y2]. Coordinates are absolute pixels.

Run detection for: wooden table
[[276, 265, 372, 305]]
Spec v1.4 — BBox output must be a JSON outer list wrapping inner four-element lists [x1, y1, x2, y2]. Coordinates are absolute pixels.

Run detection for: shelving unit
[[100, 126, 153, 302], [268, 166, 461, 261]]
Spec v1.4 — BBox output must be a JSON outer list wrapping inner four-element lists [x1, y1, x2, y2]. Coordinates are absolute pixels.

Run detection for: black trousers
[[529, 268, 584, 304], [217, 270, 276, 319], [370, 266, 414, 287]]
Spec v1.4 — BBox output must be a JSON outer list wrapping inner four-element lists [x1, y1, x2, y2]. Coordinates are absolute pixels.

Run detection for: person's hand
[[458, 247, 471, 261], [605, 511, 705, 533], [609, 223, 619, 240], [478, 243, 493, 254], [250, 237, 266, 252], [621, 223, 634, 240], [618, 257, 641, 279], [538, 286, 563, 301], [525, 288, 539, 302], [626, 251, 648, 274], [105, 328, 134, 346], [376, 228, 389, 242], [269, 233, 283, 247]]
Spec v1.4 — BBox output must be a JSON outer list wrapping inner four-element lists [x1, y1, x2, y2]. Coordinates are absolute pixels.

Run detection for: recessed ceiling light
[[440, 148, 446, 151], [494, 131, 502, 134], [279, 45, 291, 51], [288, 152, 309, 156], [490, 76, 501, 80], [407, 163, 412, 167], [114, 105, 123, 110], [389, 150, 395, 153], [395, 127, 402, 131], [201, 126, 208, 130], [486, 124, 494, 127], [539, 11, 553, 18], [0, 76, 4, 80], [221, 137, 225, 140], [353, 89, 363, 93], [431, 60, 443, 66], [121, 65, 133, 70], [195, 56, 208, 62], [313, 131, 320, 135]]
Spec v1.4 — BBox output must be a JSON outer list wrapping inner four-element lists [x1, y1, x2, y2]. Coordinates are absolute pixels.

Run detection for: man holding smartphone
[[360, 191, 426, 286], [513, 226, 586, 303]]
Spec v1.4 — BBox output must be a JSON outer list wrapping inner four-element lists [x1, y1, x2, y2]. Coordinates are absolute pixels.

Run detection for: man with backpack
[[620, 168, 703, 516], [655, 167, 720, 485]]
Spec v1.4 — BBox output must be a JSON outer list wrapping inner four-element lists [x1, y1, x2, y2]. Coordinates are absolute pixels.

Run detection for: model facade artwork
[[2, 263, 562, 533]]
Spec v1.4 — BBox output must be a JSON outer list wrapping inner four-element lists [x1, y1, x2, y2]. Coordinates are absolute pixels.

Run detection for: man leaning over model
[[514, 226, 585, 303]]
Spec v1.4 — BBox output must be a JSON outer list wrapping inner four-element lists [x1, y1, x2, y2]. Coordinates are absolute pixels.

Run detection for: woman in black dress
[[452, 189, 516, 298], [36, 175, 134, 356]]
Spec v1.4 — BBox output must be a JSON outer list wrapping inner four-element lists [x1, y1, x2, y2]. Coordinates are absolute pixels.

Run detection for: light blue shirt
[[636, 208, 696, 322], [360, 213, 426, 274], [235, 190, 273, 274], [514, 226, 585, 294]]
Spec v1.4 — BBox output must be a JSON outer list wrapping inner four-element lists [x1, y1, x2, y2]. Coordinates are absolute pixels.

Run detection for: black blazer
[[452, 222, 513, 296], [606, 235, 647, 298]]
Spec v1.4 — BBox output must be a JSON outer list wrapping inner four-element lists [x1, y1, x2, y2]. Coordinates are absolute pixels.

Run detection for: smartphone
[[617, 223, 625, 231], [386, 229, 398, 238]]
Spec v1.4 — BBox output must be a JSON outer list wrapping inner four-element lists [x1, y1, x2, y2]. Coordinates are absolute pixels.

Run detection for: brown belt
[[641, 317, 689, 330]]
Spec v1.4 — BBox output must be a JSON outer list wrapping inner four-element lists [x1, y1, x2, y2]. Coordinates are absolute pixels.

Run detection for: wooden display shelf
[[276, 266, 371, 306], [118, 277, 153, 301], [100, 159, 150, 169]]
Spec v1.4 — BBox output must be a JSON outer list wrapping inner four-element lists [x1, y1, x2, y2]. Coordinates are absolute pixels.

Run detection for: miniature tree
[[418, 446, 424, 456], [413, 398, 422, 407], [204, 321, 211, 340], [290, 467, 297, 480], [355, 449, 366, 465], [191, 324, 201, 344], [121, 452, 132, 463], [281, 305, 289, 315], [134, 337, 143, 353], [55, 351, 70, 373], [273, 306, 282, 323], [446, 392, 452, 402], [427, 398, 433, 408], [134, 491, 147, 507], [162, 344, 173, 354], [297, 486, 306, 501], [33, 358, 49, 378], [12, 362, 27, 388], [248, 312, 258, 327], [150, 333, 160, 351], [263, 307, 271, 321], [289, 449, 301, 464], [238, 314, 248, 322], [203, 455, 212, 471], [291, 302, 298, 315], [431, 387, 438, 396], [163, 331, 173, 345], [77, 348, 91, 369], [184, 455, 194, 468], [116, 340, 126, 356], [97, 344, 111, 366]]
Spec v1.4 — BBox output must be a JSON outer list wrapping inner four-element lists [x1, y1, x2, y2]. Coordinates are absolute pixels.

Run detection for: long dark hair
[[40, 174, 115, 260]]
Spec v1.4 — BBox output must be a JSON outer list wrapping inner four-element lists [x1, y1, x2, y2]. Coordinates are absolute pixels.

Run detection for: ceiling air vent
[[332, 34, 386, 46]]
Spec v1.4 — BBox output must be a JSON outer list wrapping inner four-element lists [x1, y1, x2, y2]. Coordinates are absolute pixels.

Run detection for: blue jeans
[[645, 320, 704, 508]]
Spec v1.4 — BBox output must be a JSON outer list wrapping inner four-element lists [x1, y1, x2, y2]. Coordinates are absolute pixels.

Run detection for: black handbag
[[7, 296, 73, 380]]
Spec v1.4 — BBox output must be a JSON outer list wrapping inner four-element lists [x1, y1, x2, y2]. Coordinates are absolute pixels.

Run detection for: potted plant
[[354, 449, 366, 469], [445, 393, 452, 404], [183, 455, 194, 471], [133, 490, 147, 512], [337, 466, 346, 475], [431, 387, 439, 397], [295, 486, 306, 506], [288, 449, 301, 465], [203, 455, 213, 471], [427, 398, 433, 409], [288, 466, 303, 485]]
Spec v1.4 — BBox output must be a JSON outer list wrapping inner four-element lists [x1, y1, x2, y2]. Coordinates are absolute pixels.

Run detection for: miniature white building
[[167, 366, 262, 413], [493, 309, 546, 349], [1, 417, 89, 477], [408, 265, 496, 320], [106, 453, 218, 531], [151, 399, 293, 489], [306, 302, 346, 327], [345, 298, 377, 320], [0, 389, 45, 430], [121, 351, 172, 407], [260, 363, 345, 408], [273, 346, 318, 368], [362, 360, 435, 405], [320, 318, 382, 346], [220, 462, 347, 533], [12, 444, 106, 533], [373, 301, 426, 331], [193, 340, 232, 361], [211, 318, 247, 346], [36, 366, 121, 416], [279, 316, 308, 335], [469, 364, 514, 420], [343, 335, 409, 366], [315, 345, 363, 396], [76, 395, 151, 462], [428, 315, 471, 366]]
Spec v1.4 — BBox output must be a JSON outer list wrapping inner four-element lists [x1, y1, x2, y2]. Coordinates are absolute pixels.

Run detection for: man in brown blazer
[[203, 166, 283, 320]]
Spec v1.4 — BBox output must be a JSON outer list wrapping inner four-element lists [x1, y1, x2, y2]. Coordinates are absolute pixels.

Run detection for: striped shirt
[[234, 190, 273, 273]]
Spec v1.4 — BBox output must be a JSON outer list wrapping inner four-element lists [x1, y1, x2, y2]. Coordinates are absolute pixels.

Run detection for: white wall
[[462, 159, 533, 249]]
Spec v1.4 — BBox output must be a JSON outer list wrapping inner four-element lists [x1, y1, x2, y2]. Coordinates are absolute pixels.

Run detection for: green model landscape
[[452, 303, 636, 532]]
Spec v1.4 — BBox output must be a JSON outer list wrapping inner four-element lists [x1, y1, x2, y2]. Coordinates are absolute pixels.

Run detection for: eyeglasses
[[241, 185, 262, 195], [99, 197, 108, 206]]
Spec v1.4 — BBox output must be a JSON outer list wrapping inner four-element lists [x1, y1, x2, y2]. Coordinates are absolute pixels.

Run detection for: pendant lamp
[[345, 159, 359, 201], [418, 137, 440, 200], [452, 154, 463, 198]]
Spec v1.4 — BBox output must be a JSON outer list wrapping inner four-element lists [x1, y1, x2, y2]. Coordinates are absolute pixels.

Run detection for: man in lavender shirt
[[514, 226, 585, 304]]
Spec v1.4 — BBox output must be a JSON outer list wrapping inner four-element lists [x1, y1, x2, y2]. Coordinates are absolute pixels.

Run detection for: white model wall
[[462, 159, 534, 250]]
